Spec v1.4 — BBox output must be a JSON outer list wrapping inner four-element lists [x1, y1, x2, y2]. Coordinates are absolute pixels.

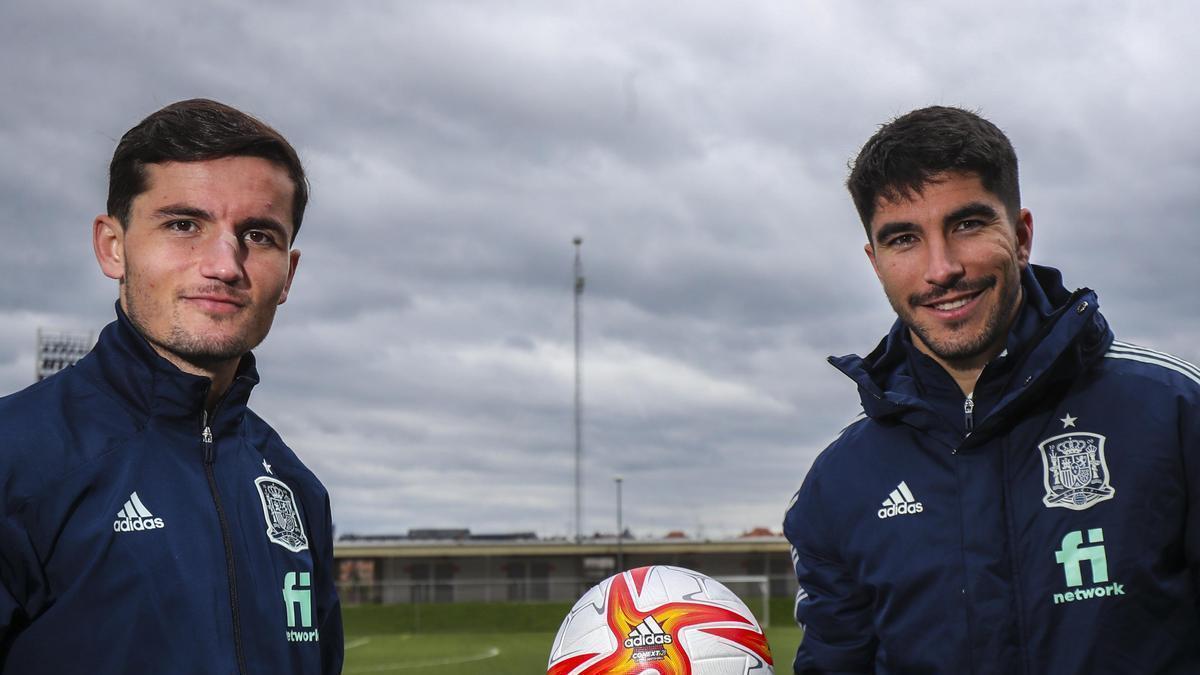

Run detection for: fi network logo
[[1052, 528, 1124, 605], [282, 572, 320, 643]]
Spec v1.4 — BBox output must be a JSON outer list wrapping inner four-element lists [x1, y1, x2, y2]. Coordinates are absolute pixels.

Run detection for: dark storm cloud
[[2, 0, 1198, 537]]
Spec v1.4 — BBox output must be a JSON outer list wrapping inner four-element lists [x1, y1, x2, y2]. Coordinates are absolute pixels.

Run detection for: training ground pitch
[[342, 603, 802, 674]]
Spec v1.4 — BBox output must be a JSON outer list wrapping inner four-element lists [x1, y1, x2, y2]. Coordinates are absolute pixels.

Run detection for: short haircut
[[847, 106, 1020, 240], [107, 98, 308, 241]]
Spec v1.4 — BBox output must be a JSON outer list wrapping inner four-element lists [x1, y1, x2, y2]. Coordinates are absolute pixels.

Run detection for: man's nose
[[923, 237, 965, 288], [197, 231, 244, 283]]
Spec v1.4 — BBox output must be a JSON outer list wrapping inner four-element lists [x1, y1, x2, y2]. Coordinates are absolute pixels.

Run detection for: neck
[[200, 365, 238, 412], [917, 345, 991, 396], [118, 300, 244, 413], [147, 343, 240, 413]]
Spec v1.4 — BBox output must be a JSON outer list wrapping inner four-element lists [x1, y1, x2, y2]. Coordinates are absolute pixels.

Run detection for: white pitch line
[[344, 646, 502, 672], [346, 634, 411, 650]]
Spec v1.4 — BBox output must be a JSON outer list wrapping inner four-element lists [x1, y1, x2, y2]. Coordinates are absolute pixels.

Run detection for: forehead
[[869, 172, 1005, 233], [136, 157, 295, 230]]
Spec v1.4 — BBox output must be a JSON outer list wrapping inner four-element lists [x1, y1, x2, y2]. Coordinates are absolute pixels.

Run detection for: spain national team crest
[[255, 476, 309, 552], [1038, 432, 1115, 510]]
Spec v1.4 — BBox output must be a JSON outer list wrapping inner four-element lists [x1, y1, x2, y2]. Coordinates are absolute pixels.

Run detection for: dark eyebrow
[[943, 202, 1000, 227], [151, 204, 213, 221], [873, 220, 919, 244]]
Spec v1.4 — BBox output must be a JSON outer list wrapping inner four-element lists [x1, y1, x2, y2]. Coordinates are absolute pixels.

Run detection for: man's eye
[[244, 230, 277, 246], [166, 220, 197, 232], [955, 219, 983, 231], [887, 234, 917, 247]]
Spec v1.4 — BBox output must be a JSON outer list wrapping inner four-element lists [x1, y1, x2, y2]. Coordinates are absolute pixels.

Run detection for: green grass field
[[342, 601, 801, 674]]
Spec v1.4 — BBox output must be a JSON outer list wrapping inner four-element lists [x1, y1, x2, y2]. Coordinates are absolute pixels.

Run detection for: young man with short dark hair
[[784, 106, 1200, 673], [0, 99, 343, 674]]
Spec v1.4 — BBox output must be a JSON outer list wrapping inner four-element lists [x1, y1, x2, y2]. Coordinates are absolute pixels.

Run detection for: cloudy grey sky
[[2, 1, 1197, 539]]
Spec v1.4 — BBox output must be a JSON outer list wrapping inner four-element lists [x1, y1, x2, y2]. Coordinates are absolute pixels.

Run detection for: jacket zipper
[[202, 408, 248, 675], [963, 394, 975, 434]]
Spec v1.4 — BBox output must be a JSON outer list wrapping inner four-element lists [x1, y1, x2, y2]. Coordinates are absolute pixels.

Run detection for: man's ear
[[864, 240, 882, 281], [93, 215, 126, 281], [278, 248, 301, 305], [1015, 208, 1033, 268]]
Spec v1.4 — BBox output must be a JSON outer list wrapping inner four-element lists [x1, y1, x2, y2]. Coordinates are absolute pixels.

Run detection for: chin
[[167, 326, 261, 363], [926, 330, 998, 363]]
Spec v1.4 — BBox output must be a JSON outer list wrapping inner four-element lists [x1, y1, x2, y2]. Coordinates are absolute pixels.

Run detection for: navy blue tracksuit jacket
[[0, 307, 343, 673], [785, 265, 1200, 673]]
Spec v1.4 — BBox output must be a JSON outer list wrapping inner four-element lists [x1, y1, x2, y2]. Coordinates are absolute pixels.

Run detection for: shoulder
[[0, 378, 60, 481], [0, 373, 59, 422], [808, 412, 883, 477], [785, 409, 918, 527], [0, 368, 140, 508], [241, 408, 330, 499], [1097, 340, 1200, 400], [786, 413, 873, 521]]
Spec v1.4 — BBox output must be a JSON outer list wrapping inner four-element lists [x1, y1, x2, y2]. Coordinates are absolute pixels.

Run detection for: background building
[[334, 529, 794, 607]]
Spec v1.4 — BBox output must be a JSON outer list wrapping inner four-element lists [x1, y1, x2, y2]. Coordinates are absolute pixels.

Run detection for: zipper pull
[[202, 410, 215, 464], [963, 394, 975, 434], [202, 425, 214, 463]]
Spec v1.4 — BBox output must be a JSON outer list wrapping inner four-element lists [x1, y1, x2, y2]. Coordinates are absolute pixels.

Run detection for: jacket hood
[[829, 264, 1112, 434], [75, 302, 260, 432]]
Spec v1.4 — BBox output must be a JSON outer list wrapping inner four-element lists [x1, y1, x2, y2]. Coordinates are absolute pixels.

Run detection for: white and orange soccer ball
[[547, 565, 774, 675]]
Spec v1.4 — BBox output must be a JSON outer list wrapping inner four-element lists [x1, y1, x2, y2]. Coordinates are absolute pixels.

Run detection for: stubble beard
[[896, 267, 1023, 366], [122, 274, 269, 373]]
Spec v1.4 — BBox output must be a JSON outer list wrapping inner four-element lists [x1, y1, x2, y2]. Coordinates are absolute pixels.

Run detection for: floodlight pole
[[615, 475, 624, 571], [573, 237, 585, 544]]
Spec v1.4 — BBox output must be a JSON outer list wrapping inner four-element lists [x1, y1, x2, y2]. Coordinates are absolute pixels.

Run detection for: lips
[[911, 277, 995, 310], [182, 292, 247, 314], [928, 291, 982, 312], [908, 277, 997, 324]]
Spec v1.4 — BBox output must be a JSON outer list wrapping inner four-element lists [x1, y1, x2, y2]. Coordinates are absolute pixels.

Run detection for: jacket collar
[[77, 302, 260, 432], [828, 264, 1111, 442]]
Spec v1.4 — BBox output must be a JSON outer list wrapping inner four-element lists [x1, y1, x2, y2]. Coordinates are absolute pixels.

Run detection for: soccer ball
[[547, 565, 774, 675]]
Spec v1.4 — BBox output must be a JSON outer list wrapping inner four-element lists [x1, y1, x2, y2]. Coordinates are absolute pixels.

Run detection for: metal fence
[[337, 574, 792, 627]]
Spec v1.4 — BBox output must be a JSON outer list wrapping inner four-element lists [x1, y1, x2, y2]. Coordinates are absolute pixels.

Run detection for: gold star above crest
[[1060, 413, 1077, 428]]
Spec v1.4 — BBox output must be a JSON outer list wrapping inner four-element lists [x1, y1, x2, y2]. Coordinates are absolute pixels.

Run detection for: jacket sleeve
[[784, 465, 876, 674], [0, 517, 25, 657], [0, 511, 48, 659], [1182, 386, 1200, 612], [314, 494, 344, 675]]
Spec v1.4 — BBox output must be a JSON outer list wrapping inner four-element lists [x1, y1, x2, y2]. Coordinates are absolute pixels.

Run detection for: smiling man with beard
[[0, 99, 342, 674], [783, 106, 1200, 673]]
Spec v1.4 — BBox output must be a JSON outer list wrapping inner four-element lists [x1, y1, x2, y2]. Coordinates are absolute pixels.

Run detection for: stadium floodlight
[[573, 237, 584, 544], [36, 328, 94, 381], [615, 475, 624, 571]]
